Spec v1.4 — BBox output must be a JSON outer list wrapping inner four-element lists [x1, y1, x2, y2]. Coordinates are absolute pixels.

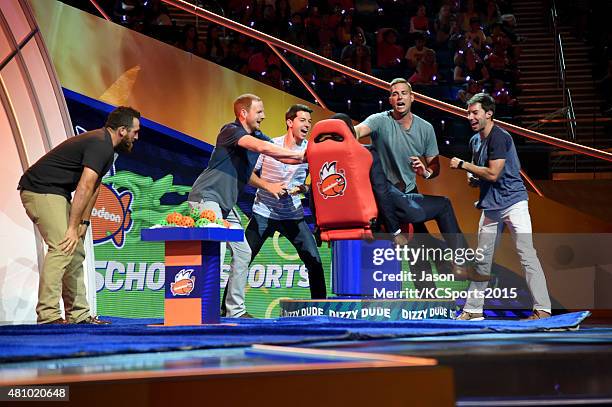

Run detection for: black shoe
[[239, 312, 255, 318], [76, 316, 111, 325]]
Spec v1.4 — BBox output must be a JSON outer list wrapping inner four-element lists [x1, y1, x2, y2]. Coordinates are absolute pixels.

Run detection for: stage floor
[[306, 324, 612, 403], [1, 316, 611, 406]]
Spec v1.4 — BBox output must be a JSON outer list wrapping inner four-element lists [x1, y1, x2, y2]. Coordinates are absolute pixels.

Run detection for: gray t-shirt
[[362, 111, 439, 192], [188, 120, 271, 216], [469, 125, 528, 210]]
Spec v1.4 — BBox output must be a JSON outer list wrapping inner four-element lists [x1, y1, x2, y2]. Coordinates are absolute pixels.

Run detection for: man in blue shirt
[[450, 93, 551, 321], [188, 94, 304, 318]]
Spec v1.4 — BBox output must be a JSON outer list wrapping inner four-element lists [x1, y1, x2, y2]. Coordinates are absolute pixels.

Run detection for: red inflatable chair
[[306, 119, 378, 241]]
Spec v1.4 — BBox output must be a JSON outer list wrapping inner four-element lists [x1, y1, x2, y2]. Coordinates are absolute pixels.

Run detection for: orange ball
[[223, 219, 230, 228], [200, 209, 216, 222], [181, 216, 195, 227], [166, 212, 182, 225]]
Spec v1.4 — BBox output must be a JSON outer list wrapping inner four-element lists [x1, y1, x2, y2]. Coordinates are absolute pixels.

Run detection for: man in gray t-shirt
[[356, 78, 481, 284], [360, 108, 439, 193]]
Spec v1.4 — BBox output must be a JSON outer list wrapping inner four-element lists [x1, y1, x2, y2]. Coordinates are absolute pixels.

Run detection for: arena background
[[0, 0, 606, 321]]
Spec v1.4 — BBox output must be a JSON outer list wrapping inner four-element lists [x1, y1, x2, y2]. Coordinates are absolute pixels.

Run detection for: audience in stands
[[405, 32, 432, 70], [410, 5, 430, 34], [376, 28, 404, 69], [409, 49, 438, 85], [71, 0, 526, 122]]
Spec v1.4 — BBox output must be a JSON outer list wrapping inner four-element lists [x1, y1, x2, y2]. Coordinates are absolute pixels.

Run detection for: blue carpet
[[0, 312, 590, 362]]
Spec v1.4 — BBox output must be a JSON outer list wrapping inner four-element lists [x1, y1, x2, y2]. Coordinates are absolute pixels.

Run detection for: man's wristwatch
[[458, 160, 464, 169], [80, 220, 90, 227]]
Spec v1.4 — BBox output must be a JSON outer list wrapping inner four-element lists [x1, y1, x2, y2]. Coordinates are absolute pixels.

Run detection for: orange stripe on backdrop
[[164, 298, 202, 325], [165, 241, 202, 266]]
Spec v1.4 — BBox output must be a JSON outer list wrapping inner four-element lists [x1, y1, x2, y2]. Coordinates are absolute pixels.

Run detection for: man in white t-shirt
[[244, 104, 326, 299]]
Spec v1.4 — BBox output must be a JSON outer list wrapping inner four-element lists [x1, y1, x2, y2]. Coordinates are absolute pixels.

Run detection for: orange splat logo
[[170, 269, 196, 296], [317, 161, 347, 199]]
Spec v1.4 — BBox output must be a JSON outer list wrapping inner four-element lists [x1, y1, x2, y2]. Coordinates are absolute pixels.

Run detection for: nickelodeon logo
[[91, 207, 122, 223], [92, 183, 133, 248]]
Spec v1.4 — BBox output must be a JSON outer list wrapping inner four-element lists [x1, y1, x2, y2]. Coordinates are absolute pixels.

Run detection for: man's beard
[[115, 137, 133, 153]]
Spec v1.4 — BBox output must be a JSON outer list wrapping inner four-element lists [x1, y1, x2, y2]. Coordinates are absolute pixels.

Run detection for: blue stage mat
[[0, 312, 590, 362]]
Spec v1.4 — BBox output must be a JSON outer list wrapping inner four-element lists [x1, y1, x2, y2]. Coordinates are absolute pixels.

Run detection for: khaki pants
[[20, 190, 90, 323], [463, 200, 551, 314], [188, 200, 251, 317]]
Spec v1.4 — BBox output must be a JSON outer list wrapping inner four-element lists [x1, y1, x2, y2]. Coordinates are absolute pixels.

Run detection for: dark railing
[[551, 0, 578, 171]]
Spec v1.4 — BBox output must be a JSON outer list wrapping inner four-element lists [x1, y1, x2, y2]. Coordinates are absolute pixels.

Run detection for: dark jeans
[[398, 187, 468, 290], [245, 213, 327, 299], [397, 188, 467, 250]]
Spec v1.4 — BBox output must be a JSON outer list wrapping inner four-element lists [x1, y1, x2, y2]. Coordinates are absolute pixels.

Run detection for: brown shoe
[[522, 310, 552, 321], [44, 318, 68, 325], [452, 264, 491, 282], [76, 316, 111, 325], [456, 311, 485, 321]]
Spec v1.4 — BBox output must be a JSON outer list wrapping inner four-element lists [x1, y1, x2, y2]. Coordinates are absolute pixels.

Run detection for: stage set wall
[[2, 0, 610, 322], [0, 0, 98, 324]]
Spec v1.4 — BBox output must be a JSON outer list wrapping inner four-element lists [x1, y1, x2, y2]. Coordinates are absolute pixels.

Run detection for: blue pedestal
[[332, 239, 402, 296], [141, 227, 244, 325]]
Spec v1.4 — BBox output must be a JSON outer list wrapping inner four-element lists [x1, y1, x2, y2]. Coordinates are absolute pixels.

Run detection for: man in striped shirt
[[246, 104, 327, 299]]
